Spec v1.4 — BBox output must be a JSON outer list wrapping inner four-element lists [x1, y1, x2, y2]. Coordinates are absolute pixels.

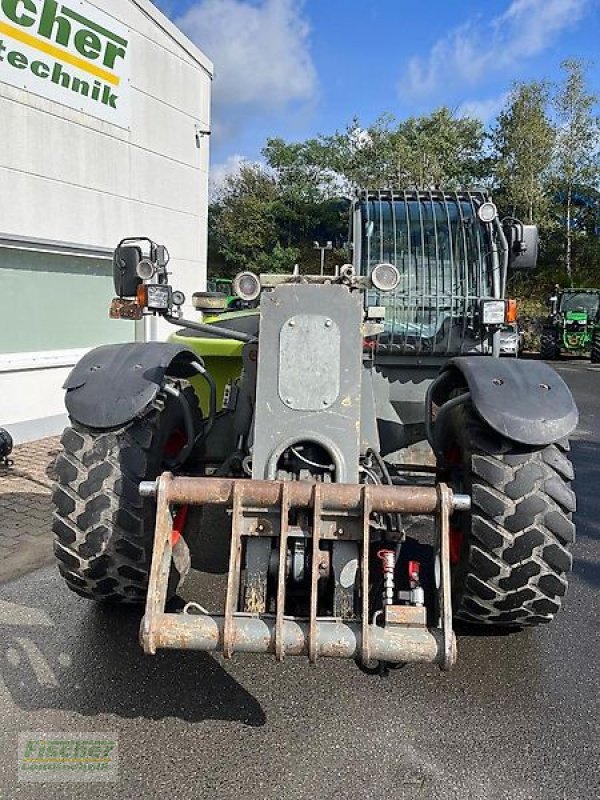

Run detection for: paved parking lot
[[0, 363, 598, 799], [0, 437, 60, 583]]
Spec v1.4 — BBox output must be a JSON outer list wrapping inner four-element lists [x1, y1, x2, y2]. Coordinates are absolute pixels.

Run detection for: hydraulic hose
[[431, 392, 471, 458], [191, 361, 217, 441], [163, 383, 195, 469], [367, 448, 402, 534], [165, 315, 257, 344]]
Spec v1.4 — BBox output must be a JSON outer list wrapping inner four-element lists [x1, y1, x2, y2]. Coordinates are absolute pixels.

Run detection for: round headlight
[[477, 201, 498, 224], [233, 271, 261, 302], [370, 262, 400, 292], [136, 259, 156, 280], [172, 290, 185, 307]]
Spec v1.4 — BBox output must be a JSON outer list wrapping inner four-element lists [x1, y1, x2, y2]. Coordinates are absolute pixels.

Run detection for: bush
[[517, 298, 547, 352]]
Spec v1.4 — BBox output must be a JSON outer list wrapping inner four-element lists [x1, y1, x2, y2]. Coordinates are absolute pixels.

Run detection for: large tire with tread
[[540, 327, 560, 360], [52, 388, 200, 603], [591, 331, 600, 364], [438, 403, 575, 626]]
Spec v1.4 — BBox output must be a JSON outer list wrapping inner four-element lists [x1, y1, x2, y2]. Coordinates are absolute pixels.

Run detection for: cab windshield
[[359, 192, 495, 352], [560, 292, 599, 317]]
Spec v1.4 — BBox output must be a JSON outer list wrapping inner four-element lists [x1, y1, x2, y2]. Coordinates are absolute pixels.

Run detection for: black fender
[[63, 342, 200, 429], [432, 356, 578, 447]]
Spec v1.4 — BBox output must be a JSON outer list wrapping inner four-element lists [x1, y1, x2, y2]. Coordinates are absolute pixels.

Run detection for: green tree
[[209, 157, 349, 275], [493, 81, 555, 224], [392, 108, 486, 189], [315, 114, 398, 190], [307, 109, 486, 190], [209, 162, 300, 275], [552, 59, 600, 282], [262, 109, 486, 196]]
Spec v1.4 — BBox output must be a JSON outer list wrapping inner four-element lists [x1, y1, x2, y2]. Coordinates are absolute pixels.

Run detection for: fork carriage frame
[[139, 474, 470, 670]]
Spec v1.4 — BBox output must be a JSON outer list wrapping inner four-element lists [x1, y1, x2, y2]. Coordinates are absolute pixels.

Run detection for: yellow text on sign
[[0, 20, 120, 86]]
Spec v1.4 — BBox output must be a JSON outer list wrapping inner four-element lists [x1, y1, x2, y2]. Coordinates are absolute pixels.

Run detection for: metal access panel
[[279, 314, 341, 410], [252, 284, 363, 483]]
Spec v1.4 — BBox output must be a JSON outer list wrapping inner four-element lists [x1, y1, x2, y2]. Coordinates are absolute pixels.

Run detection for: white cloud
[[176, 0, 317, 139], [209, 153, 248, 198], [457, 92, 510, 125], [399, 0, 588, 100]]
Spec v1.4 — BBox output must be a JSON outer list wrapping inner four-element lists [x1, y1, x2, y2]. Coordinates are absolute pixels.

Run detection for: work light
[[477, 202, 498, 224], [233, 271, 261, 302], [146, 284, 171, 310], [136, 259, 156, 280], [370, 262, 400, 292]]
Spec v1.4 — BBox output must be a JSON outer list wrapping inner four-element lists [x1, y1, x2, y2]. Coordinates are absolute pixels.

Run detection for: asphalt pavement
[[0, 361, 598, 800]]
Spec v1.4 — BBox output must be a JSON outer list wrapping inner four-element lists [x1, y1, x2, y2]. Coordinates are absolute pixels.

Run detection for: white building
[[0, 0, 212, 442]]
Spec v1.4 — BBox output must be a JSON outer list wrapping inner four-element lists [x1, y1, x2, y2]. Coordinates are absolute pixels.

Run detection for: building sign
[[0, 0, 130, 127]]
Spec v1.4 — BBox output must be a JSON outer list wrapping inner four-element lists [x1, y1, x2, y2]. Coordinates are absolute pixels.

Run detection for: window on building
[[0, 248, 134, 354]]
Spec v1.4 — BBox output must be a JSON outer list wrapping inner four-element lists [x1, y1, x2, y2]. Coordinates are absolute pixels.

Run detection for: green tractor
[[207, 277, 233, 302], [51, 192, 577, 672], [207, 276, 259, 311], [540, 286, 600, 362]]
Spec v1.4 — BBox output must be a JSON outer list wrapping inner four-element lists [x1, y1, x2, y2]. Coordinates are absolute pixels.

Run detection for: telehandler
[[52, 191, 577, 670]]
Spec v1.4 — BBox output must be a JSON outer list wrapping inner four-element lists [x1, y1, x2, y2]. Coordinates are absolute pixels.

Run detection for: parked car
[[499, 322, 524, 356]]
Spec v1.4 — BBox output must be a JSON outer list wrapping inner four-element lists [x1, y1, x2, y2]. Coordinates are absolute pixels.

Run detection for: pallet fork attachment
[[139, 475, 470, 670]]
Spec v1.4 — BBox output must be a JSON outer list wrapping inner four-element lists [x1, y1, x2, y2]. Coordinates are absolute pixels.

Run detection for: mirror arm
[[502, 217, 524, 240], [494, 217, 510, 291]]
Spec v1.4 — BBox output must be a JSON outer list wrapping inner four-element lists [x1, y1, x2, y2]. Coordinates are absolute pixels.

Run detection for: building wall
[[0, 0, 212, 442]]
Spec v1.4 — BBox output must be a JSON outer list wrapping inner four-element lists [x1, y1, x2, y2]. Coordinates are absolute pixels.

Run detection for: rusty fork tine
[[275, 482, 290, 662], [139, 475, 466, 667], [308, 483, 322, 665], [361, 485, 371, 667], [223, 482, 243, 659], [141, 473, 174, 656], [437, 483, 455, 670]]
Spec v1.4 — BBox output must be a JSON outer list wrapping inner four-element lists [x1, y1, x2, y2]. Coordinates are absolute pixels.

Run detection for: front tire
[[438, 404, 576, 626], [52, 389, 200, 603], [540, 327, 560, 360], [591, 331, 600, 364]]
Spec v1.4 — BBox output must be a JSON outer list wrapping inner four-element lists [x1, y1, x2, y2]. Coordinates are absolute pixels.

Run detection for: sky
[[154, 0, 600, 186]]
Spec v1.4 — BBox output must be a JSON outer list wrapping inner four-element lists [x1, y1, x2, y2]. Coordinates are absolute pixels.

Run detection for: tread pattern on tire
[[591, 331, 600, 364], [52, 391, 198, 603], [540, 327, 559, 360], [444, 406, 575, 626]]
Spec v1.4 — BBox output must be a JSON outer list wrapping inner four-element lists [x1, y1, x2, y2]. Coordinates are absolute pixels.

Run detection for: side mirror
[[506, 223, 539, 271], [113, 245, 142, 297]]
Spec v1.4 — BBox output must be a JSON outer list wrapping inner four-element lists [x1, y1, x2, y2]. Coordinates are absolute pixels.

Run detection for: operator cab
[[559, 290, 600, 318], [351, 190, 537, 358]]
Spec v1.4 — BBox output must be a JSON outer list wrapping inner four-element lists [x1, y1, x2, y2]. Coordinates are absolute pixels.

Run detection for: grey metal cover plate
[[252, 283, 362, 483], [279, 314, 340, 410]]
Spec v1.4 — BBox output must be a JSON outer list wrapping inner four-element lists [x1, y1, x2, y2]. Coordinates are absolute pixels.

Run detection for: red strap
[[449, 526, 464, 565], [171, 504, 189, 546], [408, 560, 421, 587]]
